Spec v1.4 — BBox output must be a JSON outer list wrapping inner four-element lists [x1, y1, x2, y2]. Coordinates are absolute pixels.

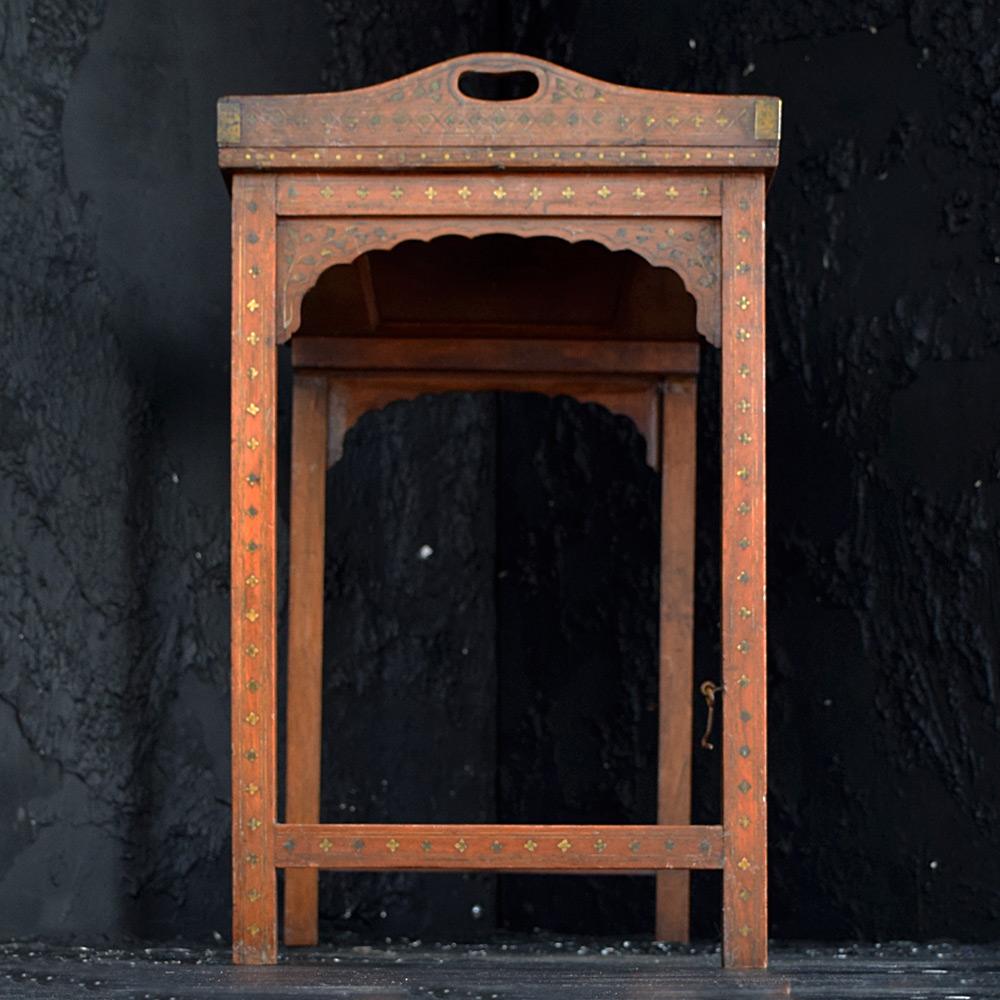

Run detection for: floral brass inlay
[[632, 186, 646, 200], [386, 838, 400, 853], [246, 853, 258, 866], [493, 186, 507, 200], [737, 538, 750, 550], [557, 838, 572, 853], [246, 608, 259, 622], [737, 229, 750, 243], [523, 839, 538, 853], [421, 840, 433, 852], [248, 818, 261, 830], [560, 186, 575, 200], [424, 186, 437, 201], [529, 186, 543, 201], [597, 185, 611, 199], [738, 780, 751, 794], [319, 837, 333, 852], [737, 467, 749, 480], [594, 838, 607, 853], [246, 331, 259, 345], [739, 745, 751, 758], [737, 501, 750, 515], [737, 571, 749, 584], [245, 711, 259, 725], [246, 679, 259, 693], [454, 838, 468, 853], [246, 298, 260, 313], [355, 186, 369, 200], [736, 399, 751, 413], [457, 186, 471, 200], [628, 839, 641, 853], [490, 840, 503, 853], [739, 605, 752, 618], [739, 887, 751, 901], [738, 432, 752, 444], [736, 327, 750, 341], [246, 643, 259, 657], [390, 186, 403, 200], [246, 402, 260, 416], [739, 815, 751, 829], [248, 888, 261, 901], [738, 674, 750, 688], [245, 783, 259, 795], [665, 185, 679, 199], [245, 574, 259, 586], [738, 364, 751, 378], [247, 437, 259, 450]]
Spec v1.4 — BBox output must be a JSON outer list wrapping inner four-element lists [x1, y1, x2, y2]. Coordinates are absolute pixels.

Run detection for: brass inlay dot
[[737, 467, 749, 480], [561, 186, 575, 200], [738, 816, 751, 829], [457, 186, 471, 200], [424, 186, 437, 201], [248, 367, 259, 380], [739, 887, 751, 901], [490, 840, 503, 853], [738, 674, 750, 688], [738, 295, 751, 310], [245, 711, 259, 725], [632, 186, 646, 200], [737, 571, 749, 584], [738, 364, 751, 378], [665, 186, 679, 199], [246, 299, 260, 313], [246, 402, 260, 416], [739, 745, 751, 757], [246, 331, 259, 345], [386, 838, 400, 853], [319, 837, 333, 853], [739, 606, 752, 618], [248, 888, 261, 901], [737, 229, 750, 242], [557, 838, 572, 853], [319, 186, 333, 199], [493, 186, 507, 200], [597, 185, 611, 199], [738, 432, 753, 444], [390, 186, 403, 200], [736, 399, 751, 413], [245, 853, 258, 867], [246, 679, 259, 692], [737, 538, 750, 550], [248, 818, 261, 830], [244, 783, 259, 795], [594, 838, 607, 853], [247, 437, 259, 450], [245, 608, 259, 622], [739, 924, 751, 938], [738, 779, 752, 793], [248, 924, 261, 937], [245, 574, 259, 587], [529, 186, 543, 201], [245, 643, 259, 657], [737, 501, 750, 515], [355, 186, 369, 200], [628, 840, 641, 853], [454, 838, 468, 853], [421, 840, 433, 852], [524, 839, 538, 853]]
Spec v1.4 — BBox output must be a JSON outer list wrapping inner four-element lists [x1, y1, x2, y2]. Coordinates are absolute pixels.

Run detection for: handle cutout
[[457, 69, 540, 102]]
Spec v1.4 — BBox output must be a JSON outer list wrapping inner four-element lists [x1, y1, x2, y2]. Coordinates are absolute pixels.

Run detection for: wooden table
[[217, 53, 780, 968]]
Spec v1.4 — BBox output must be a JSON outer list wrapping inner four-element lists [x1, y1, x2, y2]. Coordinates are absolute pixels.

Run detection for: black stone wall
[[1, 0, 997, 945]]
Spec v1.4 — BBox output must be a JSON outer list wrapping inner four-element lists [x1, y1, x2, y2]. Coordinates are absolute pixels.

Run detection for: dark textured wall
[[1, 0, 998, 945]]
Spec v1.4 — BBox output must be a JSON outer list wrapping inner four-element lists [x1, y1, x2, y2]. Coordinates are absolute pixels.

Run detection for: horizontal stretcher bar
[[274, 823, 723, 870], [291, 337, 701, 375]]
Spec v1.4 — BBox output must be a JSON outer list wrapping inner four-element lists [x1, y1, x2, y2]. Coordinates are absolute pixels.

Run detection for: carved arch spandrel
[[276, 217, 721, 346]]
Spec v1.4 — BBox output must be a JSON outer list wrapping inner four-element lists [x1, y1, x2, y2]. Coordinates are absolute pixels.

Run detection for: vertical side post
[[655, 375, 698, 942], [283, 373, 329, 946], [720, 174, 768, 968], [231, 174, 279, 964]]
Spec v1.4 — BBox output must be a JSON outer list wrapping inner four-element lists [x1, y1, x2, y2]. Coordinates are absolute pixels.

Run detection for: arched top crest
[[276, 217, 721, 346], [218, 52, 780, 169]]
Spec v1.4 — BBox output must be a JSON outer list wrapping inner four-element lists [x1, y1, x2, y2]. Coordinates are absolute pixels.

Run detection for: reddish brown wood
[[276, 215, 721, 345], [218, 53, 779, 158], [230, 174, 278, 965], [655, 376, 698, 943], [275, 173, 722, 217], [321, 374, 664, 469], [720, 174, 768, 969], [283, 375, 329, 947], [291, 337, 699, 375], [221, 52, 777, 970], [275, 824, 723, 870]]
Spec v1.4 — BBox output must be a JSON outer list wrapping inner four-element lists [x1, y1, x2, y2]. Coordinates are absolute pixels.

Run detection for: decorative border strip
[[275, 824, 724, 870]]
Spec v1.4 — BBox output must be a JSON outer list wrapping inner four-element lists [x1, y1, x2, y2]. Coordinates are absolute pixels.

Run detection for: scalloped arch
[[276, 217, 720, 346]]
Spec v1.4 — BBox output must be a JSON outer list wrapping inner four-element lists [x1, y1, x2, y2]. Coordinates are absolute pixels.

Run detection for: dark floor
[[2, 939, 999, 999]]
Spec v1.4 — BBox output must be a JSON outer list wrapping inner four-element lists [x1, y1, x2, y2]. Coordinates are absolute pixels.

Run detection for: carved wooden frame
[[221, 52, 778, 969]]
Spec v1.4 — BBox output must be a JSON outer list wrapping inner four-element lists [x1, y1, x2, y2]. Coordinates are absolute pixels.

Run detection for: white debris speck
[[418, 544, 434, 560]]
